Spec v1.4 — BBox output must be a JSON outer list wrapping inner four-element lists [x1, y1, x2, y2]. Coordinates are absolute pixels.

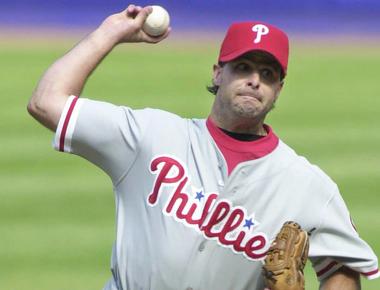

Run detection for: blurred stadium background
[[0, 1, 379, 289]]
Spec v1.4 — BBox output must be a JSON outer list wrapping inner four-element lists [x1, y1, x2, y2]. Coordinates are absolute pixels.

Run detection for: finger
[[126, 4, 142, 18], [126, 4, 136, 15], [134, 6, 153, 26], [144, 26, 171, 43]]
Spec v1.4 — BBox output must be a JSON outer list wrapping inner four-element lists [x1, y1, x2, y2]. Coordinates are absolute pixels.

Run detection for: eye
[[261, 68, 274, 79], [234, 62, 251, 73]]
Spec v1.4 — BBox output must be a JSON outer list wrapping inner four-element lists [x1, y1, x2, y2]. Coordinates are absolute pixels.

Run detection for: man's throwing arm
[[27, 5, 170, 131]]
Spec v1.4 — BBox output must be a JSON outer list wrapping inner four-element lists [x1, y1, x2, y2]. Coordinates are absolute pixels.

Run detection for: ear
[[274, 81, 284, 102], [212, 64, 223, 86]]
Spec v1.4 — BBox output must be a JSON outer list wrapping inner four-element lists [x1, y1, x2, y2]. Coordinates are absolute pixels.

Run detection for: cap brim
[[219, 47, 286, 75]]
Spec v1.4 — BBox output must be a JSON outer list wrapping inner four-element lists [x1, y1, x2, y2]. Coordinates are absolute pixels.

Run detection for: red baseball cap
[[218, 22, 289, 74]]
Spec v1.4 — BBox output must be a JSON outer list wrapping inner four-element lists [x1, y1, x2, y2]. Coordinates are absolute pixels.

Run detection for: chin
[[233, 105, 261, 119]]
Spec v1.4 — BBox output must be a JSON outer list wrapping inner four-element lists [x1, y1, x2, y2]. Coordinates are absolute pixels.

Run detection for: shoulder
[[128, 107, 187, 125], [79, 98, 184, 121], [277, 140, 338, 192], [120, 107, 202, 145]]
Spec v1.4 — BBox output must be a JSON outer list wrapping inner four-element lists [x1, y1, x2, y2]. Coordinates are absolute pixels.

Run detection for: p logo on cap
[[252, 24, 269, 43], [218, 21, 289, 75]]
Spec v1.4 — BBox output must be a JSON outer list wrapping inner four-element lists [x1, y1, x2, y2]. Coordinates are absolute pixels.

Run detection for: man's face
[[212, 51, 284, 124]]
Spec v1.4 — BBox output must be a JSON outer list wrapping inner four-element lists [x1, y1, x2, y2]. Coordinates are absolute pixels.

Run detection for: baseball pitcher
[[28, 4, 378, 290]]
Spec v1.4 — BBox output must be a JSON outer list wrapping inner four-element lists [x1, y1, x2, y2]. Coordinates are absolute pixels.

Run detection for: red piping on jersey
[[206, 117, 279, 174], [316, 261, 339, 277], [361, 268, 379, 277], [59, 96, 78, 152], [317, 262, 379, 278]]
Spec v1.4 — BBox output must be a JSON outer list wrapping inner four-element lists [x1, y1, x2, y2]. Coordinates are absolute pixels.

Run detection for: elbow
[[27, 92, 68, 131], [27, 89, 57, 119], [27, 98, 37, 117], [27, 99, 36, 116], [27, 97, 56, 131], [27, 93, 51, 125], [27, 97, 43, 119]]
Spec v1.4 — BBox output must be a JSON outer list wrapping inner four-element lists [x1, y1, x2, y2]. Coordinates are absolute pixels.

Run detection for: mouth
[[237, 92, 262, 101]]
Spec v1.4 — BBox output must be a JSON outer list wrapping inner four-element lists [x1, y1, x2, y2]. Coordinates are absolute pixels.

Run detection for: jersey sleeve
[[53, 95, 152, 183], [309, 187, 379, 281]]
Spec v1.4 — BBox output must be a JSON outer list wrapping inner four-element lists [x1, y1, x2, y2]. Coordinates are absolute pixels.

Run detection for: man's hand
[[99, 4, 170, 45]]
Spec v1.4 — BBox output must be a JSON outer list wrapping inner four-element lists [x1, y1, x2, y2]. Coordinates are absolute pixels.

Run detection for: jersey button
[[198, 240, 206, 252]]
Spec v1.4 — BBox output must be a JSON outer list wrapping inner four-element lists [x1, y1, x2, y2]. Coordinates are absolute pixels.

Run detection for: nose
[[247, 71, 260, 89]]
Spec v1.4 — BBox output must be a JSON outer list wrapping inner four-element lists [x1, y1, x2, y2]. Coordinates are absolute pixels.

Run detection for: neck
[[209, 112, 267, 136]]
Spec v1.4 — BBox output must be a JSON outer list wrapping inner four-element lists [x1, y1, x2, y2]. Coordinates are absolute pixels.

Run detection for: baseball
[[143, 5, 170, 36]]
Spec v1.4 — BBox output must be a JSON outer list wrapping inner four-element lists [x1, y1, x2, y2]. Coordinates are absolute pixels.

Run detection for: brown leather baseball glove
[[262, 221, 309, 290]]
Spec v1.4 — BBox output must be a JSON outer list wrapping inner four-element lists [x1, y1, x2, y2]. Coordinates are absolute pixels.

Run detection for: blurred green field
[[0, 35, 379, 290]]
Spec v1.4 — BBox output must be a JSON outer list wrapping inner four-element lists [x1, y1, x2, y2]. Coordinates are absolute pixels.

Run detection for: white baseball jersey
[[53, 96, 379, 290]]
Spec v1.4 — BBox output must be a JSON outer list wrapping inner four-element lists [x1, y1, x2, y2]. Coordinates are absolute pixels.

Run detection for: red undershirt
[[206, 117, 279, 175]]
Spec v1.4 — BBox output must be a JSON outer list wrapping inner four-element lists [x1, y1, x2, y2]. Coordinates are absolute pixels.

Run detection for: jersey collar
[[206, 117, 279, 157]]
